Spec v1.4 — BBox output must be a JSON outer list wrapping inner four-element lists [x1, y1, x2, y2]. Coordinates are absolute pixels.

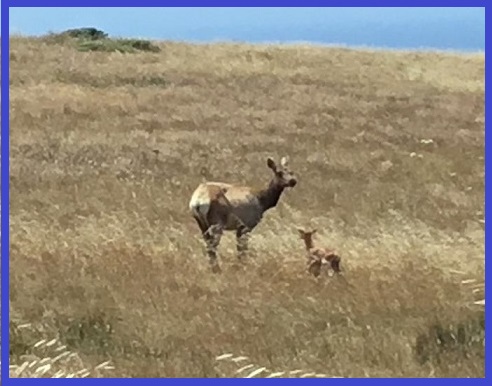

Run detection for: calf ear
[[267, 157, 277, 171], [312, 229, 317, 234]]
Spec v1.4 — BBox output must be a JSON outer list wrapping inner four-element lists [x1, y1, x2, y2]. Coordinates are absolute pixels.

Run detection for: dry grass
[[9, 35, 484, 378], [214, 352, 343, 378], [8, 323, 114, 378]]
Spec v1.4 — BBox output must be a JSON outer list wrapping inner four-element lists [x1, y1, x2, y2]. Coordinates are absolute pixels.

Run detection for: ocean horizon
[[9, 9, 485, 53]]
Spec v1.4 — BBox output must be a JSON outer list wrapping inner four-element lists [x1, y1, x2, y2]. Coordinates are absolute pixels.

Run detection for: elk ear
[[267, 157, 277, 171], [312, 229, 317, 234], [280, 156, 289, 167], [297, 228, 305, 236]]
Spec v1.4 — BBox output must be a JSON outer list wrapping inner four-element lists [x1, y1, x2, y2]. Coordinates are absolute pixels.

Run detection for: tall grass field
[[8, 31, 484, 378]]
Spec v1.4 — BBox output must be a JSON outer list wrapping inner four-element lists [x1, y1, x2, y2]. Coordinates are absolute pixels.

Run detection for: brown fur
[[297, 228, 342, 277], [189, 156, 297, 271]]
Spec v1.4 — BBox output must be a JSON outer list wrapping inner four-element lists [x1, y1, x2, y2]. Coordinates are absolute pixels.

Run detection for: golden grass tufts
[[215, 352, 343, 378], [8, 324, 114, 378]]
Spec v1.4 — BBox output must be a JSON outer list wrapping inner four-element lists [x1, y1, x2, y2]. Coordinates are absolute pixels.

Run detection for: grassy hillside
[[9, 34, 484, 378]]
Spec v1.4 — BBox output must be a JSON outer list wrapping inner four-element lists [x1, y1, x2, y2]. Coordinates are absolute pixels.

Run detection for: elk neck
[[256, 179, 285, 212]]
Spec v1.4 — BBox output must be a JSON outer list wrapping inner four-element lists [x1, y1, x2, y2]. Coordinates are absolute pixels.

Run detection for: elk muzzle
[[288, 178, 297, 187]]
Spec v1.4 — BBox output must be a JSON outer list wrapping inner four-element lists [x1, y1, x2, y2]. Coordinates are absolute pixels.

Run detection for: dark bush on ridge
[[63, 27, 108, 40], [42, 27, 160, 53]]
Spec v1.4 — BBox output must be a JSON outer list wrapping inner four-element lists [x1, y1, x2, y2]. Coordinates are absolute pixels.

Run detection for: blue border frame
[[3, 1, 488, 7], [1, 1, 487, 384], [1, 0, 10, 382]]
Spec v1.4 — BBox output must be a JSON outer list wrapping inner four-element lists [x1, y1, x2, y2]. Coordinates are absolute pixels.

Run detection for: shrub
[[41, 28, 160, 54], [63, 27, 108, 40]]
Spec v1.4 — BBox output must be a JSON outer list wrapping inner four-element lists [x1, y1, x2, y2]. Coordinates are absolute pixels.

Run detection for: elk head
[[267, 156, 297, 189]]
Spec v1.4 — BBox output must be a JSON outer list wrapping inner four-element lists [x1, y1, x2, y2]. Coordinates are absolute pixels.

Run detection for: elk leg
[[194, 217, 216, 263], [236, 225, 251, 261], [205, 224, 223, 270], [193, 215, 209, 234]]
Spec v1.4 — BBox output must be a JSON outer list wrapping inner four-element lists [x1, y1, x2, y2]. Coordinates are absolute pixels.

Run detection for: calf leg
[[308, 262, 321, 277], [330, 255, 342, 274]]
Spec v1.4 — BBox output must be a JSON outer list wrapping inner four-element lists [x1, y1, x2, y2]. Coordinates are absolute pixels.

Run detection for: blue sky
[[9, 7, 485, 51]]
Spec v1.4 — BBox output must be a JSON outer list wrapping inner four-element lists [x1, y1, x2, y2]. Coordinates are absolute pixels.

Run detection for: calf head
[[297, 228, 317, 242]]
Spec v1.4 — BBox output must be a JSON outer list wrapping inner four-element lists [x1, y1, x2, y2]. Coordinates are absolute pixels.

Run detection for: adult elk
[[189, 156, 297, 272]]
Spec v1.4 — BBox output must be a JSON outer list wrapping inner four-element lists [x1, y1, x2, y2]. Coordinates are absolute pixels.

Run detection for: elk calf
[[189, 156, 297, 272], [297, 228, 341, 277]]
